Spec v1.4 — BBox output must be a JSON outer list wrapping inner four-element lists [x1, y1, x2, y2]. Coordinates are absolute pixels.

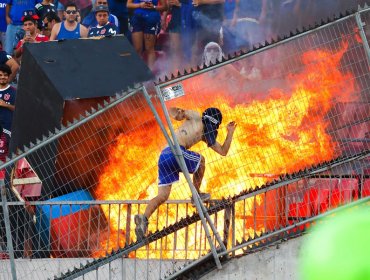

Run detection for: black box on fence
[[9, 35, 153, 199]]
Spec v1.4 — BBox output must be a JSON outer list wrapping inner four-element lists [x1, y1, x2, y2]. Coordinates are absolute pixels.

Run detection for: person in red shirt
[[14, 10, 49, 60]]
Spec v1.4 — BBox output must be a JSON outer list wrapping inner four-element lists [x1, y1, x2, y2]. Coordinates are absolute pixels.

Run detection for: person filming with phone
[[14, 10, 49, 60]]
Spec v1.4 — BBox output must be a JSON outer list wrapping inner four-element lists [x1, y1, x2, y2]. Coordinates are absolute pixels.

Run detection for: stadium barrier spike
[[109, 95, 115, 102], [164, 75, 169, 81]]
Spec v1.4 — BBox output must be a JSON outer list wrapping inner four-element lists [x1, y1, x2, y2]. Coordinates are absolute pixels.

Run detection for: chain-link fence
[[0, 4, 369, 280]]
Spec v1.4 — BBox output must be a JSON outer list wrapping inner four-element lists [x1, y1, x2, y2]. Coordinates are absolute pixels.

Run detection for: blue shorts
[[158, 146, 201, 187], [130, 13, 160, 35]]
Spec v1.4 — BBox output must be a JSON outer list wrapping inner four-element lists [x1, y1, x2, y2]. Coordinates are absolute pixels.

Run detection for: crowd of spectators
[[0, 0, 367, 162]]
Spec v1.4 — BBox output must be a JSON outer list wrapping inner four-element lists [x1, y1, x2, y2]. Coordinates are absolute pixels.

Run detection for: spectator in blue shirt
[[0, 0, 6, 49], [82, 0, 119, 29], [107, 0, 129, 36], [5, 0, 39, 55]]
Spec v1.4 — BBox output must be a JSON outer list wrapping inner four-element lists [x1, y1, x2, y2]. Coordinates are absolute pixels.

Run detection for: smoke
[[159, 0, 367, 77]]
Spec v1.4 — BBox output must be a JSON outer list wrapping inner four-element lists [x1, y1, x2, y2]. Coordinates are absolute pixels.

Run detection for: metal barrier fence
[[0, 3, 369, 280]]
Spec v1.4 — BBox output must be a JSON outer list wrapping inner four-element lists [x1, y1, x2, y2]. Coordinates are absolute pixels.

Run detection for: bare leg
[[193, 155, 205, 192], [131, 31, 144, 55], [144, 185, 171, 219], [143, 33, 157, 70]]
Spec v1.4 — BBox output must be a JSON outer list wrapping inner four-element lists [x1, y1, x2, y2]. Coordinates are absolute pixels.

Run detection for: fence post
[[0, 179, 17, 280], [355, 10, 370, 66]]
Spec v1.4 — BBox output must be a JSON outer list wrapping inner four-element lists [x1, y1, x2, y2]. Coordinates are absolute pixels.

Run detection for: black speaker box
[[10, 35, 153, 199]]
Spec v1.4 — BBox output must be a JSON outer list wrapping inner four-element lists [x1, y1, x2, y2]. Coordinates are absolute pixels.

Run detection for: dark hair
[[22, 16, 38, 24], [65, 2, 78, 11], [44, 11, 61, 23], [0, 64, 12, 76]]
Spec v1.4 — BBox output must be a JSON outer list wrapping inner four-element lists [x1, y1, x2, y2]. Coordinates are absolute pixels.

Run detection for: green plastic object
[[300, 205, 370, 280]]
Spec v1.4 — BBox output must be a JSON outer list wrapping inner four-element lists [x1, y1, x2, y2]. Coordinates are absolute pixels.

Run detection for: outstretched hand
[[227, 121, 237, 133]]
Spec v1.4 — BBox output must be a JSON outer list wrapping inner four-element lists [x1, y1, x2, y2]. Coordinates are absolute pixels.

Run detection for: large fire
[[93, 42, 355, 258]]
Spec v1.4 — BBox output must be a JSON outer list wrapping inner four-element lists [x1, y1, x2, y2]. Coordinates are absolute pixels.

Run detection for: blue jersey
[[6, 0, 39, 25], [0, 0, 6, 32], [88, 22, 117, 37], [133, 0, 158, 16], [82, 12, 119, 29], [0, 85, 16, 133]]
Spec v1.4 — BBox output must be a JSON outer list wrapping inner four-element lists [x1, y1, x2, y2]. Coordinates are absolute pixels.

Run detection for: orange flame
[[93, 43, 356, 258]]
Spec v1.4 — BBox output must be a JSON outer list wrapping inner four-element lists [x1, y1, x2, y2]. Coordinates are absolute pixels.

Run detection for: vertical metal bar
[[0, 180, 17, 279], [147, 86, 225, 268], [68, 204, 72, 251], [77, 204, 81, 251], [155, 208, 159, 251], [223, 206, 232, 248], [57, 205, 61, 252], [253, 195, 257, 235], [173, 203, 179, 259], [231, 204, 235, 257], [107, 204, 111, 254], [165, 204, 169, 251], [264, 192, 267, 230], [243, 200, 246, 239], [359, 173, 364, 198], [125, 204, 131, 247], [184, 204, 189, 259], [87, 206, 92, 254], [117, 203, 121, 248], [159, 235, 163, 279], [356, 12, 370, 66]]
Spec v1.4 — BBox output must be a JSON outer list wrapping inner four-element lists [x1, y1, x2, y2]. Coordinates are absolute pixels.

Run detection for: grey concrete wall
[[0, 236, 305, 280], [201, 236, 306, 280]]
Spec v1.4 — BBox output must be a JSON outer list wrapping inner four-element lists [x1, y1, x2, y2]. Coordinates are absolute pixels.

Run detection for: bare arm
[[5, 4, 12, 25], [169, 107, 199, 121], [49, 22, 61, 40], [210, 121, 237, 156], [127, 0, 146, 10], [5, 58, 19, 83], [14, 43, 23, 58], [0, 100, 15, 111], [193, 0, 224, 6], [80, 24, 88, 38]]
